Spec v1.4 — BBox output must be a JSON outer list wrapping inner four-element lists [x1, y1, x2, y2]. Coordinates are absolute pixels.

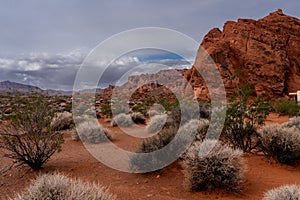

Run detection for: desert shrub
[[263, 184, 300, 200], [259, 124, 300, 165], [76, 120, 113, 143], [182, 119, 210, 142], [181, 140, 244, 192], [101, 103, 112, 117], [131, 119, 210, 172], [12, 173, 116, 200], [130, 126, 178, 172], [111, 113, 133, 127], [147, 110, 160, 117], [0, 94, 64, 170], [131, 103, 148, 116], [272, 99, 300, 116], [282, 117, 300, 131], [146, 114, 167, 133], [130, 112, 146, 124], [139, 126, 178, 153], [51, 111, 73, 131], [224, 84, 272, 152]]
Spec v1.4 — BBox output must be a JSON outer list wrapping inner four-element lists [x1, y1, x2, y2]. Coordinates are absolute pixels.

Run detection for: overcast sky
[[0, 0, 299, 90]]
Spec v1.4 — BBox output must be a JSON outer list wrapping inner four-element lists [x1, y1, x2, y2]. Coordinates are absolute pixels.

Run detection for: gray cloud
[[0, 1, 299, 89]]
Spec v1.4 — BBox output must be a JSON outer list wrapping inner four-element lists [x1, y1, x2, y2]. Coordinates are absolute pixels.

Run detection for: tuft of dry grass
[[12, 173, 116, 200]]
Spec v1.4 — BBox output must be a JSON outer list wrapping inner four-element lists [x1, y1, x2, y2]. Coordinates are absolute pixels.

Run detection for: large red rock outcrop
[[186, 9, 300, 100]]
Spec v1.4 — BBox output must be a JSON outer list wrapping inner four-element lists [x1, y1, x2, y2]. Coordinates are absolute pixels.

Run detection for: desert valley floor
[[1, 113, 300, 200]]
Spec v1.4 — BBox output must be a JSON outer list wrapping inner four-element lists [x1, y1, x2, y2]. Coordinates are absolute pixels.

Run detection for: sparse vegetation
[[146, 114, 167, 133], [263, 184, 300, 200], [272, 99, 300, 116], [51, 111, 73, 131], [181, 140, 245, 192], [77, 120, 113, 143], [130, 112, 146, 124], [259, 124, 300, 165], [223, 84, 272, 152], [101, 103, 112, 117], [12, 173, 116, 200], [0, 94, 64, 170], [282, 117, 300, 131], [111, 113, 133, 127]]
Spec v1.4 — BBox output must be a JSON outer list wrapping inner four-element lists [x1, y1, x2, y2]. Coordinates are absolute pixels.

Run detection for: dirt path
[[1, 114, 300, 200]]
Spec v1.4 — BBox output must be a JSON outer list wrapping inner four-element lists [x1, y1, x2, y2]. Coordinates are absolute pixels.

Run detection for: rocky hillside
[[186, 9, 300, 100], [0, 81, 72, 96]]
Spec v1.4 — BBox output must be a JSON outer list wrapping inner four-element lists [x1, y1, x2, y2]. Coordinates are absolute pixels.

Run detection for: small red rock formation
[[186, 9, 300, 100]]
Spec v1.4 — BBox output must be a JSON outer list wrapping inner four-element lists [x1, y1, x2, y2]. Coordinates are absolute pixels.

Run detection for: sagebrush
[[263, 184, 300, 200], [259, 124, 300, 165], [111, 113, 133, 127], [51, 111, 73, 131], [76, 120, 114, 143], [12, 173, 116, 200], [181, 140, 245, 192], [146, 114, 167, 133]]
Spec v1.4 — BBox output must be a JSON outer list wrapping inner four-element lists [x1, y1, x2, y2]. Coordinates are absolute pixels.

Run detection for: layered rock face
[[186, 9, 300, 100]]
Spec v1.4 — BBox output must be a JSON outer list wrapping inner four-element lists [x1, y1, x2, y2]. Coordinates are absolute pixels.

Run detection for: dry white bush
[[12, 173, 116, 200], [51, 111, 73, 130], [259, 124, 300, 164], [178, 119, 210, 142], [111, 113, 133, 127], [146, 114, 167, 133], [147, 110, 160, 117], [76, 120, 113, 144], [282, 117, 300, 131], [263, 184, 300, 200], [181, 140, 245, 192]]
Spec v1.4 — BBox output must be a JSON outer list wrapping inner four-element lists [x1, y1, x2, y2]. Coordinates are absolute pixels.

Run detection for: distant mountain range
[[0, 81, 72, 96]]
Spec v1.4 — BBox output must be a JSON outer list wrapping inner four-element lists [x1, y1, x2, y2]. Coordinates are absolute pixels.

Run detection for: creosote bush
[[146, 114, 167, 133], [224, 84, 271, 152], [263, 184, 300, 200], [111, 113, 133, 127], [181, 140, 245, 192], [12, 173, 116, 200], [259, 124, 300, 165], [0, 94, 64, 170], [76, 120, 114, 144], [51, 111, 74, 131]]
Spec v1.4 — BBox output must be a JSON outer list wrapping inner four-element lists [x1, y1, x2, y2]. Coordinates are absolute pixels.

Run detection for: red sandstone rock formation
[[186, 9, 300, 100]]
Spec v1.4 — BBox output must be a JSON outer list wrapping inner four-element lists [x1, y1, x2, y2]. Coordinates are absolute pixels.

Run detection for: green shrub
[[263, 184, 300, 200], [131, 103, 148, 116], [12, 173, 116, 200], [272, 99, 300, 116], [0, 94, 64, 170], [224, 84, 271, 152], [111, 113, 133, 127], [101, 103, 112, 117], [259, 124, 300, 165], [181, 140, 244, 192]]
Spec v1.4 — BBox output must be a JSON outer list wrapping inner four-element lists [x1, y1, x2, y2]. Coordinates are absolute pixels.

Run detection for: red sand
[[1, 114, 299, 200]]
